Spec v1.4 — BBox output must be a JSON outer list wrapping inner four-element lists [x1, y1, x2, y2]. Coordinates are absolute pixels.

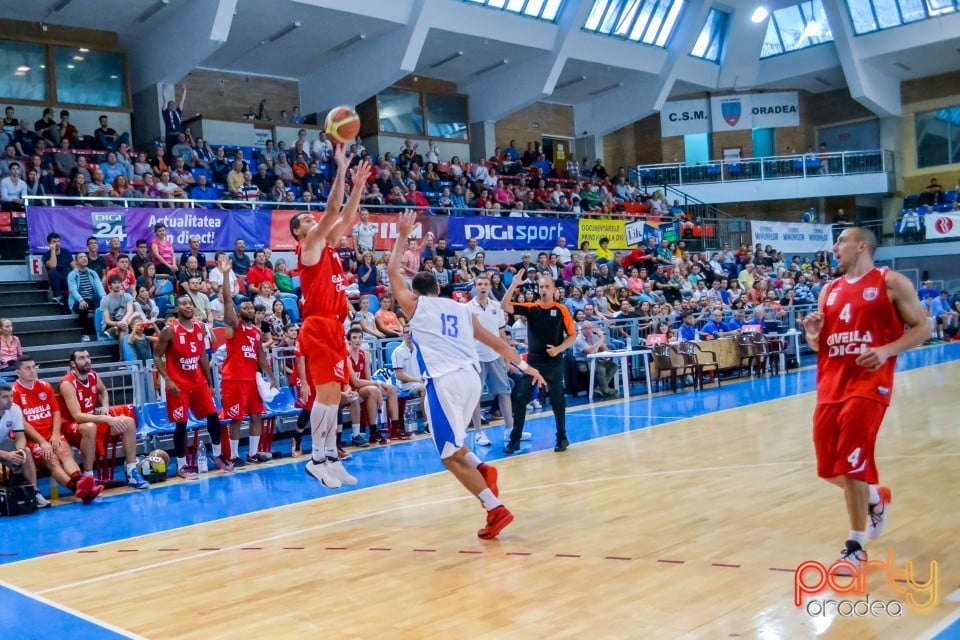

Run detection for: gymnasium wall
[[899, 70, 960, 196]]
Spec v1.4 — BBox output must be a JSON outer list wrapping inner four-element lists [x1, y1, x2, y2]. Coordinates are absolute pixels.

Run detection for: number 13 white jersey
[[409, 296, 480, 379]]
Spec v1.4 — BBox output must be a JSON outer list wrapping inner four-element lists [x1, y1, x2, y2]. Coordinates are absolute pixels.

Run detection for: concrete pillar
[[469, 121, 496, 163]]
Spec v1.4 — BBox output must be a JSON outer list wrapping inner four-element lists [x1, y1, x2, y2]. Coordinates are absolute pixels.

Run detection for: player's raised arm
[[324, 144, 351, 219], [300, 146, 351, 258], [388, 210, 419, 319], [217, 256, 238, 335], [500, 268, 525, 314], [327, 159, 372, 245]]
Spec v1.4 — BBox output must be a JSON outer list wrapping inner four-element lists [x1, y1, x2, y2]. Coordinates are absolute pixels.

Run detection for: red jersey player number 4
[[801, 227, 930, 569]]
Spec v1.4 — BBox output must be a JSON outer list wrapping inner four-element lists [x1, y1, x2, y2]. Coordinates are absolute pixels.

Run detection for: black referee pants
[[509, 358, 566, 445]]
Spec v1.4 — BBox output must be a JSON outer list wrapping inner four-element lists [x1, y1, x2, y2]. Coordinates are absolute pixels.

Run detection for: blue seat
[[263, 386, 298, 419], [944, 190, 958, 204], [365, 294, 380, 314], [138, 401, 169, 435], [282, 296, 300, 323], [902, 194, 921, 209], [93, 308, 116, 342]]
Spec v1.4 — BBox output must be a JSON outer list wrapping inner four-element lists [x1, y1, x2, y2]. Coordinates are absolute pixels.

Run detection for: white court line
[[35, 451, 960, 596], [915, 606, 960, 640], [0, 577, 147, 639]]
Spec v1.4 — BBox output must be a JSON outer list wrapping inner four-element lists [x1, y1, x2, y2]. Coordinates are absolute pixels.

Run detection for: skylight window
[[760, 0, 834, 59], [464, 0, 564, 22], [583, 0, 686, 48], [845, 0, 958, 35], [690, 8, 728, 62]]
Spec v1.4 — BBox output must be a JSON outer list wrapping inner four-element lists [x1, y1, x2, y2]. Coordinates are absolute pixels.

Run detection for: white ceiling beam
[[713, 3, 769, 92], [289, 0, 414, 23]]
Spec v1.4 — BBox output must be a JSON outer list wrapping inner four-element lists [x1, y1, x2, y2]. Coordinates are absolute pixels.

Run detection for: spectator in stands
[[162, 83, 187, 151], [573, 321, 616, 397], [149, 223, 176, 277], [170, 134, 193, 165], [190, 173, 220, 207], [183, 276, 214, 325], [229, 239, 251, 276], [375, 294, 404, 338], [170, 157, 196, 189], [132, 285, 161, 326], [245, 250, 276, 298], [0, 318, 22, 372], [137, 262, 161, 299], [82, 237, 106, 280], [110, 175, 137, 200], [67, 253, 105, 340], [13, 119, 39, 158], [932, 290, 958, 340], [156, 170, 187, 205], [105, 253, 137, 294], [87, 169, 113, 201], [34, 108, 60, 145], [0, 161, 27, 211], [391, 326, 426, 408], [24, 166, 45, 199], [94, 115, 129, 152], [53, 138, 77, 177], [178, 254, 207, 293], [100, 274, 135, 341], [127, 240, 149, 281], [920, 178, 944, 207], [42, 232, 71, 310]]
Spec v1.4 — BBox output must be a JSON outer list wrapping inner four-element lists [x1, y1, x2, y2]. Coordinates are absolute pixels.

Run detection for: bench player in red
[[289, 145, 371, 488], [154, 295, 233, 478], [216, 255, 278, 467], [59, 349, 148, 489], [802, 227, 929, 564], [13, 355, 102, 502]]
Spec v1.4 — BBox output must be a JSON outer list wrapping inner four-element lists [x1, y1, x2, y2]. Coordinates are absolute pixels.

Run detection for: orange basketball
[[325, 106, 361, 145], [150, 449, 170, 465]]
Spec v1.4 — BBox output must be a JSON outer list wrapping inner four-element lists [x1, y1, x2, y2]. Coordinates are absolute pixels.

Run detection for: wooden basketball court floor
[[1, 345, 958, 640]]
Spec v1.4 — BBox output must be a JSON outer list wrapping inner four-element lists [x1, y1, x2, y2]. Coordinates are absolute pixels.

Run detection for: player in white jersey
[[388, 211, 544, 539]]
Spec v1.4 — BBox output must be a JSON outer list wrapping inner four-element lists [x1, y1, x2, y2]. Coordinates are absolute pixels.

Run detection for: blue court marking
[[0, 343, 957, 565], [0, 581, 139, 639]]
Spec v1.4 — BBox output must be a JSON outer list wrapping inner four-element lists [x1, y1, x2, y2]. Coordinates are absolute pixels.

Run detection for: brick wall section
[[182, 70, 300, 123], [602, 123, 636, 174], [635, 115, 664, 165], [901, 70, 960, 104], [494, 102, 575, 149]]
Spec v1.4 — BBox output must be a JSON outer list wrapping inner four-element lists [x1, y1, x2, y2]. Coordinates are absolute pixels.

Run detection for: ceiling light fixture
[[556, 74, 588, 90], [589, 81, 623, 96], [264, 21, 302, 45], [16, 65, 30, 72], [136, 0, 170, 25], [430, 50, 464, 69], [72, 55, 84, 61], [474, 58, 508, 76], [751, 7, 769, 23], [78, 47, 89, 53], [329, 32, 366, 53], [801, 20, 822, 39]]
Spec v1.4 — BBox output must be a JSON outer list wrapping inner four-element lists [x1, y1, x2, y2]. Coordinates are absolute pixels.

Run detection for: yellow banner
[[578, 218, 629, 250]]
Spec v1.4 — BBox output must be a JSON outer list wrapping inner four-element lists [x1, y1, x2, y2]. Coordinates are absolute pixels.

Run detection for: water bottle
[[140, 456, 152, 477], [196, 443, 208, 474], [625, 337, 632, 352], [404, 405, 416, 433]]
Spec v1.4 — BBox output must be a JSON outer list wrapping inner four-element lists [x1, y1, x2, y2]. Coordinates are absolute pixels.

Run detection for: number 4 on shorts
[[847, 447, 861, 467]]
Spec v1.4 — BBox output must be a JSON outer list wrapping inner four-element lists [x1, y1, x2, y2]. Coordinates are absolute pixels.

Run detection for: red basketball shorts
[[29, 435, 68, 466], [166, 378, 217, 423], [220, 379, 265, 421], [300, 316, 349, 387], [61, 421, 110, 451], [813, 397, 888, 485]]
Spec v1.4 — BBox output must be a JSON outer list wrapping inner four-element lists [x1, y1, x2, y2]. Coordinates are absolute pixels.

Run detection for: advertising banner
[[660, 98, 711, 137], [751, 221, 833, 253], [446, 216, 578, 250], [579, 218, 628, 250], [710, 92, 799, 132], [924, 214, 960, 240]]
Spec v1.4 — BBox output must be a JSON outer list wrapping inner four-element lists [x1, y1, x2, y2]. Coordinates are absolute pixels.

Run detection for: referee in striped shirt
[[501, 269, 577, 453]]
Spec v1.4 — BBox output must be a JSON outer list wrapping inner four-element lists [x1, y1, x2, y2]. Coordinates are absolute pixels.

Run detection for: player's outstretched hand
[[350, 159, 372, 187], [397, 210, 418, 236], [216, 255, 232, 274], [334, 144, 353, 169]]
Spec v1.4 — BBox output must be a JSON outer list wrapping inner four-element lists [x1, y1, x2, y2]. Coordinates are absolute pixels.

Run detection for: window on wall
[[916, 106, 960, 168], [425, 95, 468, 140], [845, 0, 958, 35], [683, 133, 710, 164], [760, 0, 834, 58], [54, 47, 125, 107], [0, 41, 47, 102], [583, 0, 686, 47], [377, 88, 424, 136], [690, 9, 728, 62]]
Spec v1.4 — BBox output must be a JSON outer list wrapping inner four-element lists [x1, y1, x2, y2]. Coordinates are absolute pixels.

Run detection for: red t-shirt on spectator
[[246, 265, 275, 291], [105, 266, 137, 293]]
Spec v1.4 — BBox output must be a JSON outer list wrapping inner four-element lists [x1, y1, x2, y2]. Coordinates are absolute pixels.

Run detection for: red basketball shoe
[[477, 505, 514, 540]]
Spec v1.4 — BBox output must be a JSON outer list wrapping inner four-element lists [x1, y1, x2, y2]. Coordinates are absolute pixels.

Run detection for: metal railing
[[636, 150, 892, 188]]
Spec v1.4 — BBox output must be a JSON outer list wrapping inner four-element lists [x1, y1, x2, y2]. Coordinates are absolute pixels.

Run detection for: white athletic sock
[[868, 485, 880, 506], [477, 488, 501, 511], [324, 423, 339, 459], [83, 470, 93, 477], [351, 423, 361, 437], [230, 439, 240, 458], [248, 435, 261, 456], [310, 402, 337, 463], [464, 451, 482, 468], [126, 462, 137, 474], [211, 443, 221, 457], [849, 530, 867, 548], [177, 456, 187, 468]]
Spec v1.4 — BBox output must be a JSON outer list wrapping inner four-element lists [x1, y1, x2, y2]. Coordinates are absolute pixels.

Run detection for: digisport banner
[[446, 216, 579, 250], [28, 206, 260, 254], [660, 98, 711, 137], [925, 214, 960, 240], [710, 92, 799, 132], [751, 221, 832, 253]]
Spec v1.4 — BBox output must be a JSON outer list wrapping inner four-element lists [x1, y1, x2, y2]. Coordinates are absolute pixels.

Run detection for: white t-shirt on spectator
[[208, 267, 238, 294], [1, 177, 28, 202]]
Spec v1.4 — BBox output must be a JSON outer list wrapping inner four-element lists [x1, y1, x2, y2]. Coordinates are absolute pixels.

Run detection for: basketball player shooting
[[290, 146, 372, 489]]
